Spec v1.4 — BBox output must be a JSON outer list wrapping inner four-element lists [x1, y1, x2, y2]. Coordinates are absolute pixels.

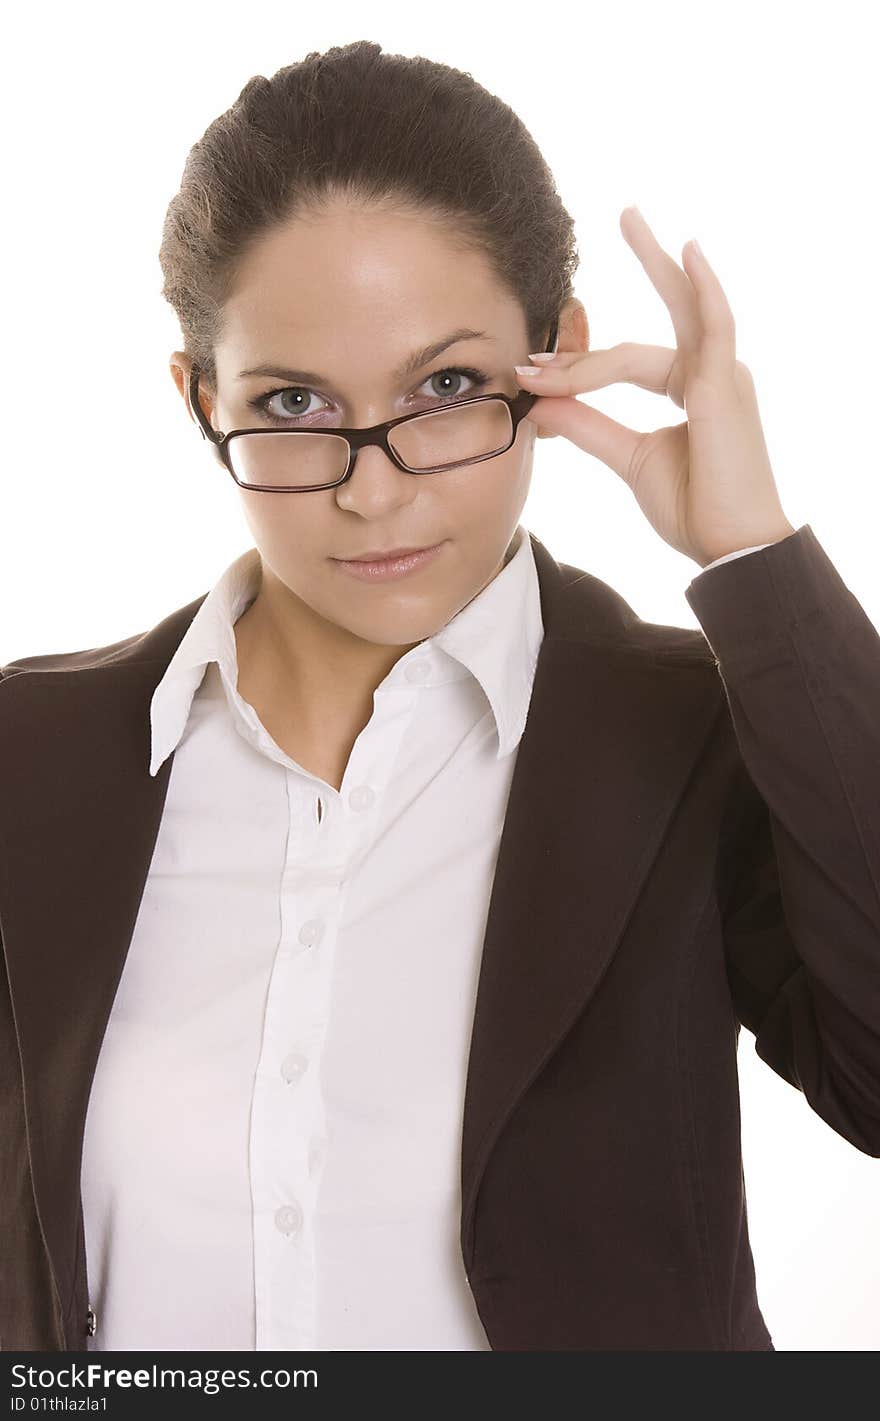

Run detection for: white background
[[2, 0, 878, 1350]]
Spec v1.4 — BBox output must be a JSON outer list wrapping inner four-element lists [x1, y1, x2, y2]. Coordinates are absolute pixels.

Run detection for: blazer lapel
[[458, 537, 725, 1272], [0, 535, 724, 1334], [0, 597, 207, 1323]]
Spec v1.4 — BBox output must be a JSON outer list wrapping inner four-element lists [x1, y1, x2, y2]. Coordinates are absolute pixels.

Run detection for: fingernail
[[528, 352, 558, 363], [514, 364, 543, 377]]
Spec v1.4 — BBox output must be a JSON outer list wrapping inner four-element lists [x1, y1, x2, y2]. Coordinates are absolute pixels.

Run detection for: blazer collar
[[0, 531, 723, 1325]]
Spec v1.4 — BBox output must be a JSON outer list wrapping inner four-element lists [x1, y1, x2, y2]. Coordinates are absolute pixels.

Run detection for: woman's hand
[[515, 207, 797, 568]]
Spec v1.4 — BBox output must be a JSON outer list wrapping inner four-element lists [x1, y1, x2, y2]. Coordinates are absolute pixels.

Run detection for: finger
[[523, 395, 646, 485], [620, 207, 701, 351], [681, 240, 737, 384], [516, 342, 678, 401]]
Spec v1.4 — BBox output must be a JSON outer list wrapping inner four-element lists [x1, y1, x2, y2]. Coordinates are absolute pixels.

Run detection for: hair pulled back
[[159, 39, 580, 392]]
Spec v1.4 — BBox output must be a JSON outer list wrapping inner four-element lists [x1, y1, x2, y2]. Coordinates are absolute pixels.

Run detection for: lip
[[332, 541, 446, 582]]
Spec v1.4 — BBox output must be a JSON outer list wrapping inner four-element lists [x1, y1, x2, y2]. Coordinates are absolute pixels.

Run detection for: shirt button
[[280, 1051, 309, 1085], [348, 784, 375, 812], [297, 918, 325, 949], [405, 659, 431, 683], [274, 1202, 303, 1237]]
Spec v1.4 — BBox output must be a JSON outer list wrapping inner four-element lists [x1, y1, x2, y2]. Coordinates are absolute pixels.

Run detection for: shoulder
[[548, 553, 719, 672], [0, 589, 209, 689], [0, 628, 153, 682]]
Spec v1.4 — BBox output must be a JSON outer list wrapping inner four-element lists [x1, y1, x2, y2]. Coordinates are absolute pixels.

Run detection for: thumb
[[525, 396, 643, 482]]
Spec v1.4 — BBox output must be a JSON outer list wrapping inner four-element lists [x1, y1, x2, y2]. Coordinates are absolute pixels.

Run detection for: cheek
[[238, 491, 328, 567], [439, 443, 531, 525], [483, 444, 533, 523]]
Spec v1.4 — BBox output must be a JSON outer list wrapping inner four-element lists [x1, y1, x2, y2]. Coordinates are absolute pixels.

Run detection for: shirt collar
[[149, 523, 544, 778]]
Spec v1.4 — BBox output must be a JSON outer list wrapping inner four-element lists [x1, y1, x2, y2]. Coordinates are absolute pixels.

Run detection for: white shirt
[[80, 527, 769, 1351]]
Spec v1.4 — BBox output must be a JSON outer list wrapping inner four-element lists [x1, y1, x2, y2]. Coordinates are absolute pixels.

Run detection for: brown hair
[[158, 39, 579, 394]]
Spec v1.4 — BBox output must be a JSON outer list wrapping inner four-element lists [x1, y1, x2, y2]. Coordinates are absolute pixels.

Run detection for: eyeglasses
[[187, 316, 559, 492]]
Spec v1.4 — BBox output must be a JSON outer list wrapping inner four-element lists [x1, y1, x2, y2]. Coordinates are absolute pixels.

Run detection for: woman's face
[[176, 199, 553, 651]]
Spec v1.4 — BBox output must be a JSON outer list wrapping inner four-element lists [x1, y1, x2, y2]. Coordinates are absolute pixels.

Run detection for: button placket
[[252, 665, 427, 1347], [251, 755, 354, 1348]]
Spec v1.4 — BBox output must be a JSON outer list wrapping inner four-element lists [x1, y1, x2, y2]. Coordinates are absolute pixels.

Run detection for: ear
[[169, 352, 215, 428], [533, 298, 589, 439]]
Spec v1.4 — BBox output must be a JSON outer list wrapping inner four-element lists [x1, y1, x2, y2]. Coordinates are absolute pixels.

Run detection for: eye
[[246, 386, 327, 423], [245, 364, 492, 426], [418, 365, 490, 402]]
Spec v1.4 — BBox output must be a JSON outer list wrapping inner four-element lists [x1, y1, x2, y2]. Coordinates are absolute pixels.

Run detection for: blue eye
[[246, 365, 492, 425]]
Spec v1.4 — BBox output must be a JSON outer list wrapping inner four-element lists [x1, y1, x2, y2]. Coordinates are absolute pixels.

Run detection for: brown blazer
[[2, 524, 879, 1352]]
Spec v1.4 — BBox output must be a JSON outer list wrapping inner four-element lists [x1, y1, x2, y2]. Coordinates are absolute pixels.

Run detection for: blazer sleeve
[[685, 524, 880, 1158]]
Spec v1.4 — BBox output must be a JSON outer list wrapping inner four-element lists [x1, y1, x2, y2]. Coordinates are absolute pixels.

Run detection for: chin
[[339, 592, 463, 645]]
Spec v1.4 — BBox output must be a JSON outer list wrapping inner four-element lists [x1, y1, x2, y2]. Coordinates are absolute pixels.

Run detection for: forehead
[[218, 203, 525, 357]]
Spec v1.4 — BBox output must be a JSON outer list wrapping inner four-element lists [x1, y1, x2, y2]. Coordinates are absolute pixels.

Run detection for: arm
[[686, 524, 880, 1157]]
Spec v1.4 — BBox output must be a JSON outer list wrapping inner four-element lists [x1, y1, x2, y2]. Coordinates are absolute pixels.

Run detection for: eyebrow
[[237, 327, 494, 389]]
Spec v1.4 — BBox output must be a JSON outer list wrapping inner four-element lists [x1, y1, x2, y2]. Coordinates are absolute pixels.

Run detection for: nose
[[334, 440, 420, 514]]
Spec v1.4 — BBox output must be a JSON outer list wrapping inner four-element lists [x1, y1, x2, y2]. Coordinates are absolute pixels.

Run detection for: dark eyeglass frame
[[186, 315, 559, 492]]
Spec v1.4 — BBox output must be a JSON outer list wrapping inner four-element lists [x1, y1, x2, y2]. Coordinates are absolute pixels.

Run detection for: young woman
[[2, 40, 878, 1354]]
